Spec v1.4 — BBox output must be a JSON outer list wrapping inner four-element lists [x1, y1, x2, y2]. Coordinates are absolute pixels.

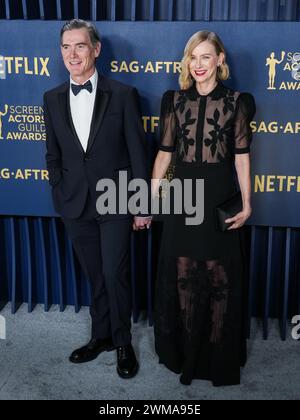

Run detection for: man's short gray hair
[[60, 19, 101, 47]]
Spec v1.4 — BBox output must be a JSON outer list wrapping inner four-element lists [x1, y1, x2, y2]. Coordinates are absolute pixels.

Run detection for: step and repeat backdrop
[[0, 21, 299, 227]]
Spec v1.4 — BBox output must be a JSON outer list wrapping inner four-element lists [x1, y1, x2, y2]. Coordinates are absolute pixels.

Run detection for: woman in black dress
[[152, 31, 256, 386]]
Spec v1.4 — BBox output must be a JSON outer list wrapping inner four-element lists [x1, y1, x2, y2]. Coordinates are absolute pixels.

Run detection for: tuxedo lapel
[[58, 87, 85, 154], [86, 78, 111, 154]]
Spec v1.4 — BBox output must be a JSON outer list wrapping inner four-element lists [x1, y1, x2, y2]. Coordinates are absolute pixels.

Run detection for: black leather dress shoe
[[69, 337, 114, 364], [116, 344, 139, 378]]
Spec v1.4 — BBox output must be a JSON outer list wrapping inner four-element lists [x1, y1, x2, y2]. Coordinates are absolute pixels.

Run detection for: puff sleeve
[[158, 90, 177, 153], [234, 93, 256, 154]]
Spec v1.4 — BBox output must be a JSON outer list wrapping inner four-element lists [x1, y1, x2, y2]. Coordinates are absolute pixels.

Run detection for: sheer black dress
[[154, 82, 256, 386]]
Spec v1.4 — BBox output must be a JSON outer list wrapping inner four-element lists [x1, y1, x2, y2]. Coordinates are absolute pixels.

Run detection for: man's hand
[[133, 216, 152, 231]]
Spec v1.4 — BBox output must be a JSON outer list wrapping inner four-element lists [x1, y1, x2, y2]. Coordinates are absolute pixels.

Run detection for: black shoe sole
[[69, 345, 115, 364], [117, 362, 139, 379]]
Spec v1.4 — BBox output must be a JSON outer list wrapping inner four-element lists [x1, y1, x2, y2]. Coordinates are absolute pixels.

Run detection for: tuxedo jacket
[[44, 75, 148, 219]]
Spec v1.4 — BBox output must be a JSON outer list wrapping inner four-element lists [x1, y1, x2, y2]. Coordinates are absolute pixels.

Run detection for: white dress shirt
[[69, 70, 98, 152]]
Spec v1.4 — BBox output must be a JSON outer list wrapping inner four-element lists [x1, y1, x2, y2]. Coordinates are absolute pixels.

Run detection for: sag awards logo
[[111, 60, 181, 74], [0, 104, 45, 141], [266, 51, 300, 90], [0, 104, 8, 139]]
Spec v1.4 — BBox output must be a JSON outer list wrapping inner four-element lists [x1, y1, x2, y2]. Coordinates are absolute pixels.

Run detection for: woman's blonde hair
[[179, 31, 229, 90]]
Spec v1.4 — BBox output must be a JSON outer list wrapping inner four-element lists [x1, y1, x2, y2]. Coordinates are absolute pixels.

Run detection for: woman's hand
[[225, 207, 252, 230]]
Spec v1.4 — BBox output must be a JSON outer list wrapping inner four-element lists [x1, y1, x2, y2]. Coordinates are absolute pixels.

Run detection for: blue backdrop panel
[[0, 21, 299, 227]]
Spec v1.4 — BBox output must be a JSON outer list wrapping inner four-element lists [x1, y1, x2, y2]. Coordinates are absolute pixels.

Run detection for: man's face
[[61, 28, 101, 83]]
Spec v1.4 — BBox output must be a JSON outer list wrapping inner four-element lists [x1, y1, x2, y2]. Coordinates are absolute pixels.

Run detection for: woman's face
[[189, 40, 223, 85]]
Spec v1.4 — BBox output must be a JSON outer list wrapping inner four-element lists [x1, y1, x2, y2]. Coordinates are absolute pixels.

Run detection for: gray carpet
[[0, 304, 299, 400]]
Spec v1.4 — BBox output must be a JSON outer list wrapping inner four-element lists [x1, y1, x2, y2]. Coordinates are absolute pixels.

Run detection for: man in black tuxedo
[[44, 19, 151, 378]]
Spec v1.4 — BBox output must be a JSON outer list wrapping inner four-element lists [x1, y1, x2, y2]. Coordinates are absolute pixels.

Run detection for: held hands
[[225, 207, 252, 230], [133, 216, 152, 231]]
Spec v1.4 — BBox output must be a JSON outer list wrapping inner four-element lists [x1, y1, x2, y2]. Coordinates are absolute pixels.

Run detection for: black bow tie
[[71, 80, 93, 96]]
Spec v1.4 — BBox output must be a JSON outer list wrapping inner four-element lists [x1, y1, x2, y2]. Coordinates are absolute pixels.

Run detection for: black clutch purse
[[215, 191, 243, 232]]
